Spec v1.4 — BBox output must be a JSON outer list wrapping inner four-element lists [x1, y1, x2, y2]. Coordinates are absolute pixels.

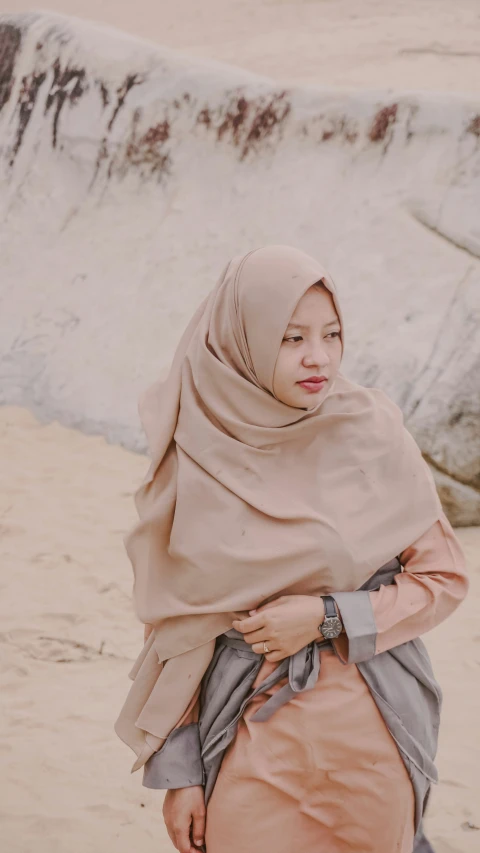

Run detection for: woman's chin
[[298, 385, 325, 401], [288, 386, 324, 409]]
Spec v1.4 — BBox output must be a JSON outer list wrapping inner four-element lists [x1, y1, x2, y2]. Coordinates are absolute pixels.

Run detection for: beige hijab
[[115, 245, 443, 771]]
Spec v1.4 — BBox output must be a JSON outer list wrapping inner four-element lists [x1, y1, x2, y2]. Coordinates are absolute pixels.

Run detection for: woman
[[115, 245, 468, 853]]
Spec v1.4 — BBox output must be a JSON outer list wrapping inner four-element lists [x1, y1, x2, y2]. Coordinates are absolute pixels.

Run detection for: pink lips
[[297, 376, 328, 393]]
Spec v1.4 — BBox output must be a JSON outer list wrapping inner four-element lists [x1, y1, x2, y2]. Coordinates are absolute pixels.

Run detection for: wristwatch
[[319, 596, 343, 639]]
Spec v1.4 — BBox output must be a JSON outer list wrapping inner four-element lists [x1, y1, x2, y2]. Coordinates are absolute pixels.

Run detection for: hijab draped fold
[[115, 245, 443, 771]]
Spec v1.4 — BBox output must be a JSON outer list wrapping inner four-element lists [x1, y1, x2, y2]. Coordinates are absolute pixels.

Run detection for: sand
[[1, 0, 479, 94], [0, 405, 478, 853]]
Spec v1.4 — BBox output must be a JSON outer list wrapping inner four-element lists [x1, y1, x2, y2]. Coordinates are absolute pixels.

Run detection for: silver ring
[[263, 641, 270, 654]]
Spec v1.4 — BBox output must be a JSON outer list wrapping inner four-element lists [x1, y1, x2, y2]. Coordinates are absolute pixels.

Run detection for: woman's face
[[273, 284, 342, 409]]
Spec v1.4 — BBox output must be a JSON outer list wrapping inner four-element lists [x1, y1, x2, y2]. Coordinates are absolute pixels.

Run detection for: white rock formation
[[0, 12, 479, 523]]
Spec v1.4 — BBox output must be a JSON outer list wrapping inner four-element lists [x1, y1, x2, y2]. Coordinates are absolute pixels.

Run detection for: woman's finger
[[252, 641, 279, 655], [241, 628, 271, 645], [265, 649, 286, 662], [232, 612, 265, 633], [191, 805, 206, 849], [251, 641, 269, 654], [174, 821, 194, 853]]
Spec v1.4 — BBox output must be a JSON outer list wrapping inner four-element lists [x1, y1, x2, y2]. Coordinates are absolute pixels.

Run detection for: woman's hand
[[232, 595, 325, 663], [163, 786, 206, 853]]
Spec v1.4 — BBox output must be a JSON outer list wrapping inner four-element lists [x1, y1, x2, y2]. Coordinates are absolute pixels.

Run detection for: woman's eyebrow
[[286, 319, 339, 330]]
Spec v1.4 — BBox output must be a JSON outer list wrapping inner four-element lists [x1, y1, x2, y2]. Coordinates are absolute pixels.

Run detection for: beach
[[0, 405, 478, 852], [1, 0, 479, 93]]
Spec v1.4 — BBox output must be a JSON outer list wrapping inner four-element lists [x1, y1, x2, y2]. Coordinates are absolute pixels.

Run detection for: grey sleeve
[[330, 590, 377, 663], [142, 723, 205, 790]]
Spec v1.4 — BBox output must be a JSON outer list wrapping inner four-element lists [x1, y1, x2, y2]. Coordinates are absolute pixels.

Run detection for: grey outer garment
[[143, 557, 442, 853]]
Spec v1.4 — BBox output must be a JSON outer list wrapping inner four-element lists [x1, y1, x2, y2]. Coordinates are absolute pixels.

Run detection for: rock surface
[[0, 12, 479, 523]]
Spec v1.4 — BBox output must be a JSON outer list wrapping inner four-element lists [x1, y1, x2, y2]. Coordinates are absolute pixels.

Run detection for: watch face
[[321, 616, 343, 639]]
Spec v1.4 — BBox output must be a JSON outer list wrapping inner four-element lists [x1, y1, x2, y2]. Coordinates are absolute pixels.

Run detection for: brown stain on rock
[[122, 110, 172, 180], [466, 115, 480, 137], [405, 103, 419, 143], [0, 23, 21, 112], [197, 91, 291, 160], [141, 120, 170, 146], [217, 96, 250, 146], [97, 80, 109, 109], [369, 104, 398, 142], [197, 107, 212, 128], [44, 59, 86, 148], [344, 129, 358, 144], [319, 117, 358, 145], [241, 94, 291, 159], [91, 136, 110, 186], [107, 73, 142, 132], [95, 87, 291, 184], [11, 70, 47, 164]]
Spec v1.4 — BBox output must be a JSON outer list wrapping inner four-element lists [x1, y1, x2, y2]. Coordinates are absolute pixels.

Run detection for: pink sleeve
[[369, 510, 469, 655]]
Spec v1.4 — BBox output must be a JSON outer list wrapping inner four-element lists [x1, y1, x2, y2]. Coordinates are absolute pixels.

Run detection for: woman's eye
[[284, 332, 340, 343]]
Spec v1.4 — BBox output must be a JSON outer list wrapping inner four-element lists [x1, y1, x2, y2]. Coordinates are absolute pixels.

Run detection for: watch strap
[[322, 595, 338, 618]]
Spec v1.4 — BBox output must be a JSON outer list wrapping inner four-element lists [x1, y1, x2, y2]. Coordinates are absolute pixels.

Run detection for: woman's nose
[[302, 344, 330, 369]]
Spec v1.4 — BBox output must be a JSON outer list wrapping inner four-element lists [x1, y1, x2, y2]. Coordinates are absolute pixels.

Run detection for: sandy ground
[[1, 0, 479, 94], [0, 404, 479, 853]]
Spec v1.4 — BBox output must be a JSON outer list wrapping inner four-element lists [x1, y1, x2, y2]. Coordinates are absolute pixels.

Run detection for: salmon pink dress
[[165, 510, 468, 853]]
